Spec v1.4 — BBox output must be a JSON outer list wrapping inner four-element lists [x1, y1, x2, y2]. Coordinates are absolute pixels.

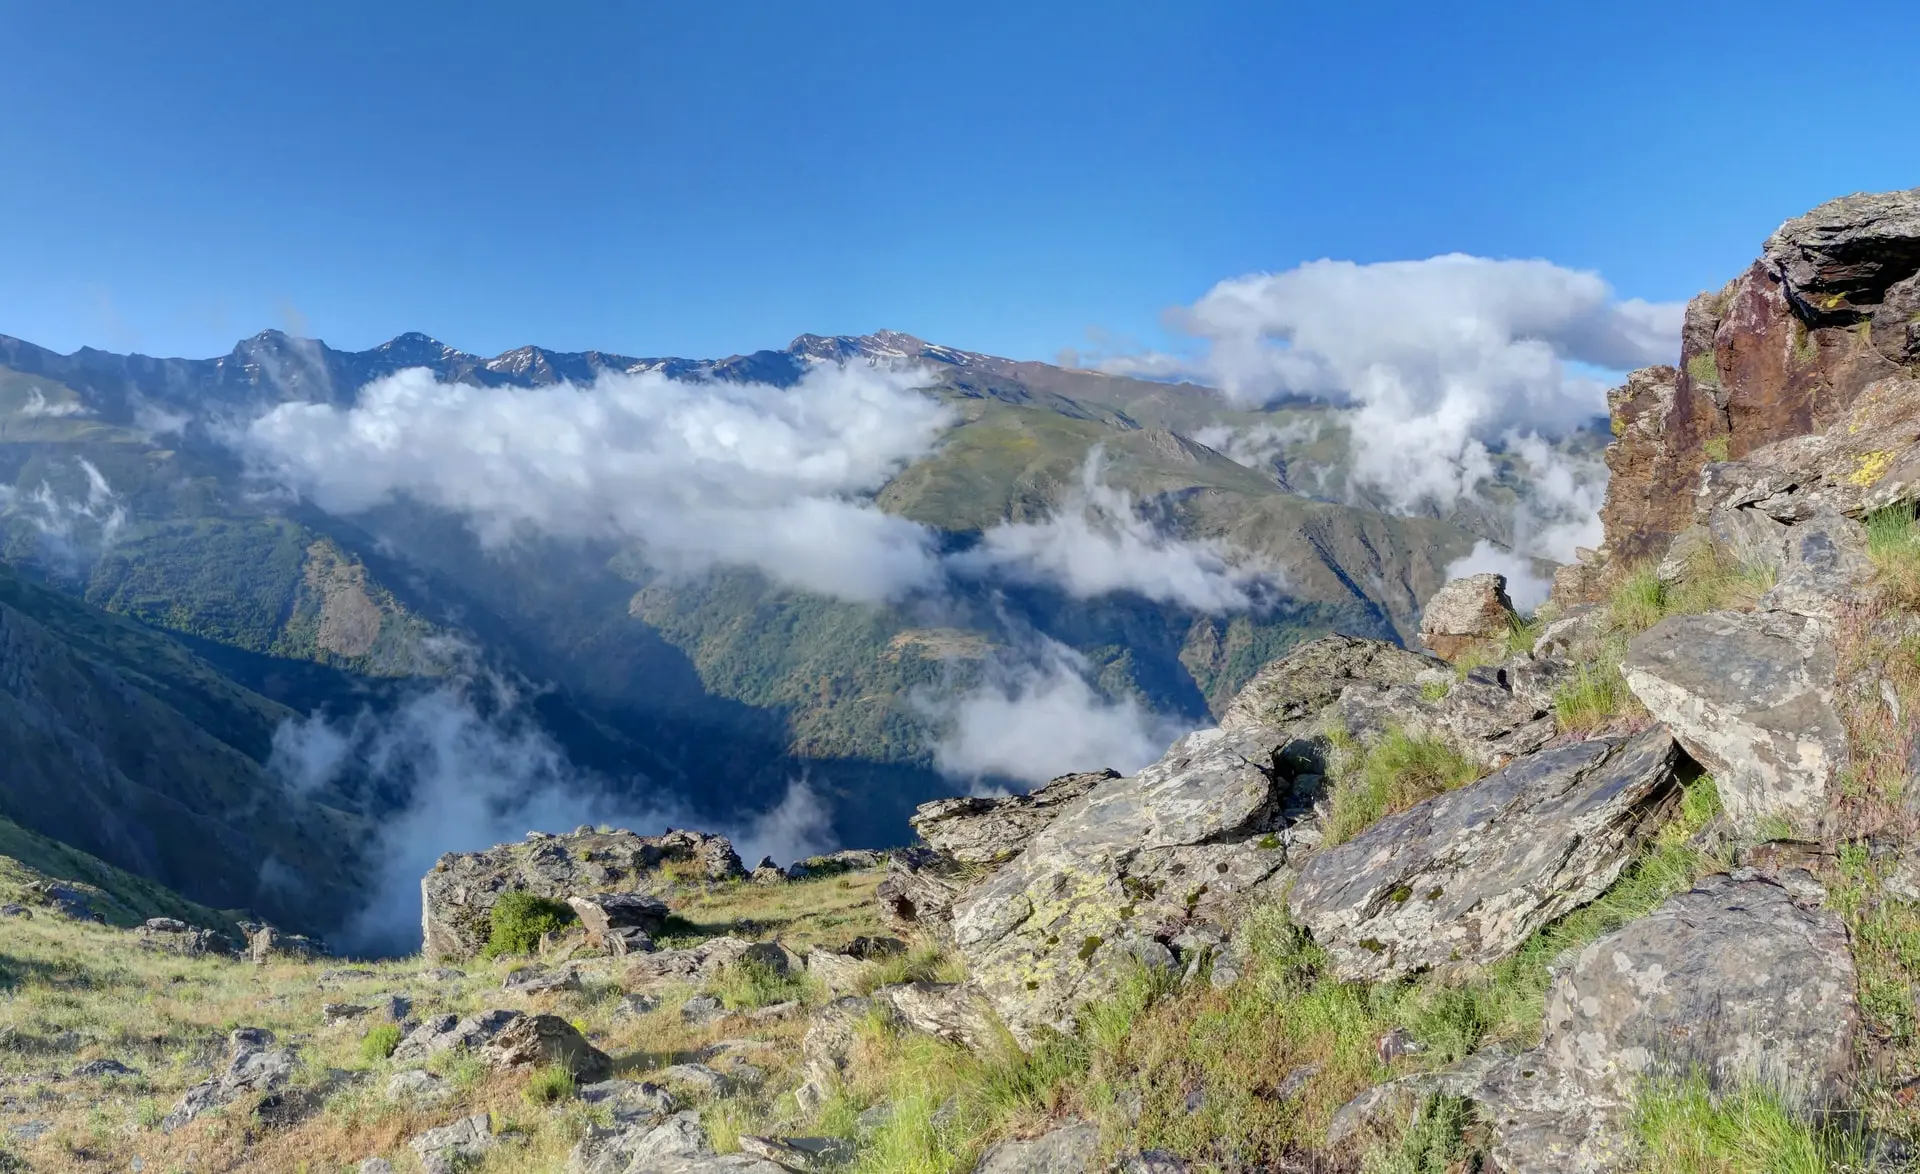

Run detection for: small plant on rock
[[481, 891, 575, 959], [1323, 728, 1481, 846]]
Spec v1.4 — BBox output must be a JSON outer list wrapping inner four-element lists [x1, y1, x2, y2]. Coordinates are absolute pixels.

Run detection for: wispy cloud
[[925, 636, 1187, 787], [951, 447, 1278, 612]]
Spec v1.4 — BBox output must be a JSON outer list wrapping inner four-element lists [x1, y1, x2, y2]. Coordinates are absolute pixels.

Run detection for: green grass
[[1865, 504, 1920, 608], [357, 1023, 401, 1064], [860, 942, 970, 993], [522, 1063, 577, 1106], [1632, 1072, 1874, 1173], [1323, 728, 1482, 846], [710, 957, 817, 1011], [1361, 1094, 1476, 1174], [1553, 648, 1633, 735], [480, 891, 575, 959], [1605, 552, 1775, 640]]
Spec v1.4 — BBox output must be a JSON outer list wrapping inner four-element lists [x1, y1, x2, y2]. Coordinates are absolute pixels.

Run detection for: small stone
[[72, 1058, 138, 1079], [386, 1069, 452, 1105], [654, 1063, 734, 1097], [613, 993, 661, 1018], [359, 1160, 397, 1174], [680, 995, 727, 1026]]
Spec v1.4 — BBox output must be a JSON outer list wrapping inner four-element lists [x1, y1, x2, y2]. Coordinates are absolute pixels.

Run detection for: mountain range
[[0, 326, 1596, 948]]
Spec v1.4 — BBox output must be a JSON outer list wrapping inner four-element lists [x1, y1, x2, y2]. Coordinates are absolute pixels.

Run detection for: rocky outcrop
[[1593, 187, 1920, 568], [568, 892, 670, 954], [421, 827, 745, 959], [1475, 873, 1857, 1173], [391, 1009, 523, 1063], [1623, 610, 1844, 839], [1287, 730, 1681, 981], [1416, 573, 1516, 663], [135, 917, 230, 955], [624, 937, 798, 988], [875, 847, 969, 943], [950, 722, 1301, 1045], [1219, 634, 1435, 732], [482, 1013, 613, 1081], [1334, 655, 1566, 770], [911, 770, 1120, 865], [161, 1027, 299, 1132], [410, 1114, 497, 1174], [928, 635, 1456, 1044]]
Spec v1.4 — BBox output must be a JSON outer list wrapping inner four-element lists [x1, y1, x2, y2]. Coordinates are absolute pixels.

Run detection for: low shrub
[[712, 956, 815, 1010], [359, 1023, 402, 1064], [481, 891, 574, 959]]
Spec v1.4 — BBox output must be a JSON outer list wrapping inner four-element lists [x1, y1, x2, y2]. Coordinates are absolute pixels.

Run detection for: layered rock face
[[1288, 730, 1681, 982], [421, 827, 745, 959], [1594, 186, 1920, 568]]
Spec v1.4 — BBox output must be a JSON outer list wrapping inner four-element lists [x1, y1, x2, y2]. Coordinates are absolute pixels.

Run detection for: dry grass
[[0, 868, 893, 1172]]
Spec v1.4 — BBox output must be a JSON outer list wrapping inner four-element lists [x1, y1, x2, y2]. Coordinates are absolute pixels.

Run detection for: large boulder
[[1219, 634, 1435, 732], [422, 826, 744, 959], [1288, 730, 1682, 982], [946, 634, 1436, 1045], [951, 725, 1297, 1046], [1417, 573, 1517, 663], [1623, 610, 1845, 838], [973, 1121, 1100, 1173], [911, 770, 1120, 865], [161, 1028, 299, 1132], [1475, 873, 1858, 1173], [482, 1013, 613, 1081]]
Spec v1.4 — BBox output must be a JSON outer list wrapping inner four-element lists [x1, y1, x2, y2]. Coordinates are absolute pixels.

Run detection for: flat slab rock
[[951, 724, 1295, 1045], [911, 769, 1119, 865], [1288, 729, 1681, 982], [1623, 609, 1844, 838], [1475, 872, 1858, 1174], [973, 1120, 1100, 1173]]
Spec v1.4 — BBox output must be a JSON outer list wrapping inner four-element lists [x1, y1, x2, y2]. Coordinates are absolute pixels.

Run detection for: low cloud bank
[[270, 667, 834, 955], [926, 637, 1188, 788], [1101, 254, 1681, 605], [238, 363, 955, 604], [953, 448, 1280, 612]]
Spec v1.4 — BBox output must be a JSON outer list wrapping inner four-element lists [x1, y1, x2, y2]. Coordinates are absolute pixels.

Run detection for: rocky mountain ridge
[[4, 186, 1920, 1173]]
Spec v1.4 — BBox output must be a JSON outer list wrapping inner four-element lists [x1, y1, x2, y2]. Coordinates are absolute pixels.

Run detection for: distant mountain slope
[[0, 559, 367, 927], [0, 325, 1589, 929]]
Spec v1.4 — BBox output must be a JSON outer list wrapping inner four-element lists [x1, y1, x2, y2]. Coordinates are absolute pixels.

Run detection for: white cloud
[[928, 638, 1189, 786], [0, 457, 128, 571], [1189, 418, 1322, 474], [1444, 434, 1607, 610], [951, 448, 1276, 612], [236, 363, 955, 604], [1102, 255, 1683, 515], [274, 666, 840, 954], [17, 387, 91, 418]]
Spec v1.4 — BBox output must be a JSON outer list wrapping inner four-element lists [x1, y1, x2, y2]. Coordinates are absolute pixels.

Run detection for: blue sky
[[1, 0, 1915, 363]]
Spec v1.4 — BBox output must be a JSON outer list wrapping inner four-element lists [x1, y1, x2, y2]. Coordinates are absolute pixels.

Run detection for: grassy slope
[[0, 818, 239, 930]]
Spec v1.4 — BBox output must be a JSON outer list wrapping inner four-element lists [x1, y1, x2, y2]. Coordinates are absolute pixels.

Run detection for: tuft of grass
[[1360, 1094, 1476, 1174], [710, 957, 816, 1011], [1702, 435, 1730, 463], [1553, 652, 1632, 735], [358, 1023, 401, 1064], [1606, 552, 1775, 640], [523, 1062, 577, 1106], [860, 942, 969, 994], [481, 891, 575, 959], [1632, 1072, 1874, 1173], [1323, 728, 1482, 846], [1418, 679, 1450, 703], [1865, 503, 1920, 609]]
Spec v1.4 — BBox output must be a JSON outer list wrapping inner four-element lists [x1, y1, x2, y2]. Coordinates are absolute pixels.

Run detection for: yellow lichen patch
[[1849, 449, 1896, 487]]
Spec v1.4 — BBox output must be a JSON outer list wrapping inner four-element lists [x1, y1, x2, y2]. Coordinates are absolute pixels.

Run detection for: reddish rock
[[1592, 188, 1920, 570]]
